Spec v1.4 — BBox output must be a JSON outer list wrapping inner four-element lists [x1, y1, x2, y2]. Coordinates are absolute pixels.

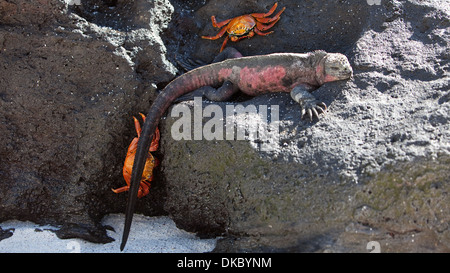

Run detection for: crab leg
[[232, 33, 254, 42], [219, 36, 230, 52], [251, 2, 278, 18], [256, 17, 280, 32], [112, 186, 130, 194], [210, 16, 232, 28], [149, 127, 160, 151], [202, 25, 228, 40], [136, 113, 159, 151], [138, 113, 146, 122], [254, 6, 285, 23], [254, 28, 273, 36], [132, 113, 147, 137], [133, 117, 141, 137]]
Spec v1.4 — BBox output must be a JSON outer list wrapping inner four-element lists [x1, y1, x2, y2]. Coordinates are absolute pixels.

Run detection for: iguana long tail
[[120, 67, 219, 251]]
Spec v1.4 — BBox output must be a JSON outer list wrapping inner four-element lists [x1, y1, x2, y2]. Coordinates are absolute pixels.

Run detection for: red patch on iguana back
[[238, 66, 287, 95], [218, 68, 233, 81]]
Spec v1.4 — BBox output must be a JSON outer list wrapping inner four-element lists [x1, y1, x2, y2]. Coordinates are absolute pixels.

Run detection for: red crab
[[112, 113, 160, 198], [202, 2, 285, 52]]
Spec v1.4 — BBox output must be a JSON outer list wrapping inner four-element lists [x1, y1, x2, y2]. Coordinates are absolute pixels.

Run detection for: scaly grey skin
[[120, 48, 353, 250]]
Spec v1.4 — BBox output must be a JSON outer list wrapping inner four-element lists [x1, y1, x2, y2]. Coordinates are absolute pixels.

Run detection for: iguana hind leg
[[175, 80, 239, 102], [212, 47, 243, 63], [204, 80, 239, 101]]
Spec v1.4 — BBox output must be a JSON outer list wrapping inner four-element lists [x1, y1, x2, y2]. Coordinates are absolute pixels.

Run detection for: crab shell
[[227, 15, 257, 41]]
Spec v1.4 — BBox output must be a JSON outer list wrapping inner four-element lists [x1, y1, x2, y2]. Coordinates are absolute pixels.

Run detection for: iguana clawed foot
[[301, 101, 327, 121], [290, 86, 327, 121]]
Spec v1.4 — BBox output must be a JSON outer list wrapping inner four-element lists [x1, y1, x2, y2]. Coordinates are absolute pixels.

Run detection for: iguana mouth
[[338, 68, 353, 79], [339, 66, 353, 79]]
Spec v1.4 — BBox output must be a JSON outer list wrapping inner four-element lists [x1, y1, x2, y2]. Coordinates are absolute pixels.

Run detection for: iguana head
[[316, 52, 353, 85]]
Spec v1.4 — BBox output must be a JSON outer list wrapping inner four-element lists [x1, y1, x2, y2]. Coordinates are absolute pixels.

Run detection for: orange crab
[[201, 2, 285, 52], [112, 113, 160, 199]]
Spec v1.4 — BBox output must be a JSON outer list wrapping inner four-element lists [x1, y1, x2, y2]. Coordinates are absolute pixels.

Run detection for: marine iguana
[[120, 48, 353, 250]]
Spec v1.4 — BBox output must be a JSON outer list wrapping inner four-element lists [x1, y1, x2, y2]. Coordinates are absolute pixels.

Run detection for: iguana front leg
[[290, 85, 327, 121]]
